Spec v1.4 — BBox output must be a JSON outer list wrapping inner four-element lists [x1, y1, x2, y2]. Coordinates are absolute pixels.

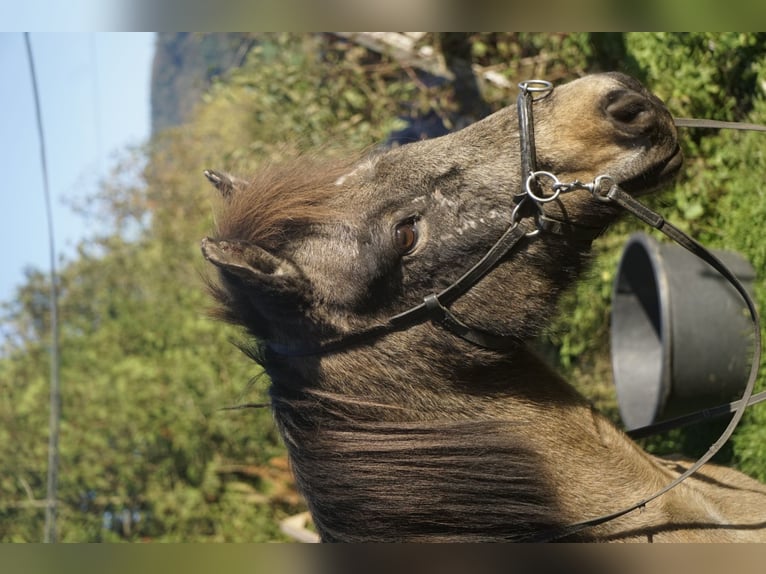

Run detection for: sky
[[0, 32, 155, 305]]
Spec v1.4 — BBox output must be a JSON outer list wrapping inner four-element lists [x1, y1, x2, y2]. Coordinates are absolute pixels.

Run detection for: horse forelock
[[213, 154, 362, 251]]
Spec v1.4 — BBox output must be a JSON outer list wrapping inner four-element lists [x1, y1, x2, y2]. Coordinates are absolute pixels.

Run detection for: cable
[[24, 32, 61, 544]]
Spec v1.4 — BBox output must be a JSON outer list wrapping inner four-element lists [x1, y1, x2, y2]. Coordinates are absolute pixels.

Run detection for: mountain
[[150, 33, 256, 134]]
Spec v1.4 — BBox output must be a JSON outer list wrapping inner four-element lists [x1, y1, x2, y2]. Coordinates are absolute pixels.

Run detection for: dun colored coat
[[202, 73, 766, 541]]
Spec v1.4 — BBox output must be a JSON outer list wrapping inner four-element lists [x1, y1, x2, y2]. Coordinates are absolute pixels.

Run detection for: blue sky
[[0, 32, 154, 305]]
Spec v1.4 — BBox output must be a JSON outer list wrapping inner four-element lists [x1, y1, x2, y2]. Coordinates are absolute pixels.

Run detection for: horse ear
[[203, 169, 246, 199], [201, 237, 305, 295]]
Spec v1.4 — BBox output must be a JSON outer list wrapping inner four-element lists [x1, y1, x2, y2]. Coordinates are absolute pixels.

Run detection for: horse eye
[[393, 219, 419, 255]]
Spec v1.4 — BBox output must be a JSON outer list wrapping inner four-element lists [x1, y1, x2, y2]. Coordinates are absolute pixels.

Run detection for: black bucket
[[611, 233, 756, 431]]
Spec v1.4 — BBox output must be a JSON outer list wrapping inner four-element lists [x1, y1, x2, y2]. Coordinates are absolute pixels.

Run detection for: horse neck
[[267, 344, 677, 541]]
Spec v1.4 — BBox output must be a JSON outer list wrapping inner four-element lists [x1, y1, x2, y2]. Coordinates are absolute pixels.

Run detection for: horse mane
[[272, 391, 571, 542]]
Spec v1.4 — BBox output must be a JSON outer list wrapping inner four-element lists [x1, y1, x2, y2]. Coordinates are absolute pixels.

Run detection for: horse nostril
[[605, 91, 654, 130]]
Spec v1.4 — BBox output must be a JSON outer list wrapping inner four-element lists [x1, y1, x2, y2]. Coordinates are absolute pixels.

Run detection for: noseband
[[268, 79, 764, 541]]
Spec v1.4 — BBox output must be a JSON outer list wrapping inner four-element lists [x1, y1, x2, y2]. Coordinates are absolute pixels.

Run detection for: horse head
[[202, 72, 681, 360]]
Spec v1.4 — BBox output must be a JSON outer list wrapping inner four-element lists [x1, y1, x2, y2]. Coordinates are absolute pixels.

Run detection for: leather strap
[[536, 214, 605, 242], [517, 88, 538, 199], [526, 182, 762, 542], [423, 294, 519, 350], [268, 222, 531, 356], [628, 389, 766, 440], [675, 117, 766, 132]]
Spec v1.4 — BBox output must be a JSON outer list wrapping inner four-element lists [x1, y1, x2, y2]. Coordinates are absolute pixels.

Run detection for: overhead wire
[[24, 32, 61, 544]]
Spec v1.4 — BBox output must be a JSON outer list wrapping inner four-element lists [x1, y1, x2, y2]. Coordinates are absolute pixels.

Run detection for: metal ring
[[526, 171, 562, 203], [510, 199, 541, 237], [518, 79, 553, 99], [510, 199, 526, 225], [591, 175, 617, 203], [524, 227, 541, 238]]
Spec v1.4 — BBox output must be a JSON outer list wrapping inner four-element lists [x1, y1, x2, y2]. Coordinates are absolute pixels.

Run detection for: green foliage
[[3, 32, 766, 541], [167, 33, 443, 181], [0, 174, 291, 541], [627, 33, 766, 123]]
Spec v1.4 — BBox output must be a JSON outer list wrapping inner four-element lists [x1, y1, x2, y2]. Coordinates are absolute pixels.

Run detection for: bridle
[[268, 79, 765, 540], [267, 82, 600, 358]]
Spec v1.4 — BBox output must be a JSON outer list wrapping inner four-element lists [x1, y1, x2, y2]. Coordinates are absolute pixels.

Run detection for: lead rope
[[513, 81, 766, 541], [674, 117, 766, 132], [524, 175, 762, 542]]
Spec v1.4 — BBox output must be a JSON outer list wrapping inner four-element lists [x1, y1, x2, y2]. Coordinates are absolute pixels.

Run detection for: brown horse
[[201, 73, 766, 542]]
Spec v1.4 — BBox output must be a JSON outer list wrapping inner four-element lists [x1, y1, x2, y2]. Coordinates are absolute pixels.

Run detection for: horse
[[201, 72, 766, 541]]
